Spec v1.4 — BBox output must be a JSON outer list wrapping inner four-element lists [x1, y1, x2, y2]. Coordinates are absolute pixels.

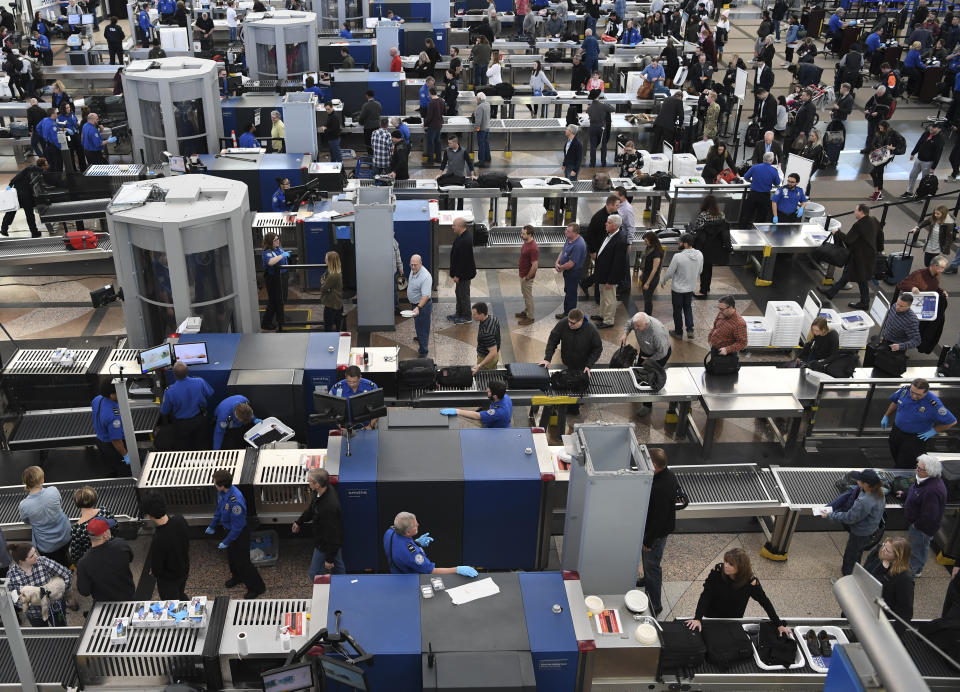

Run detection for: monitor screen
[[347, 388, 386, 424], [302, 71, 319, 86], [139, 344, 173, 374], [662, 141, 673, 172], [68, 14, 81, 25], [320, 658, 368, 691], [261, 662, 315, 692], [173, 341, 208, 365], [169, 155, 186, 174], [81, 13, 94, 24], [312, 392, 348, 425]]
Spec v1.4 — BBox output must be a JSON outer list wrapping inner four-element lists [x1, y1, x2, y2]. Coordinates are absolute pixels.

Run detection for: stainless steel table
[[733, 222, 833, 287]]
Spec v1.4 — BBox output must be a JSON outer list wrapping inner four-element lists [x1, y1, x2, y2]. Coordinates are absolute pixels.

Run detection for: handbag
[[812, 234, 849, 267], [717, 167, 737, 183], [637, 79, 654, 99], [0, 187, 18, 212], [704, 348, 740, 375]]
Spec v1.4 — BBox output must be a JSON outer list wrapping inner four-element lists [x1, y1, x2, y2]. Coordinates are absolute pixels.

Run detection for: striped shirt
[[882, 307, 921, 351], [477, 315, 501, 357]]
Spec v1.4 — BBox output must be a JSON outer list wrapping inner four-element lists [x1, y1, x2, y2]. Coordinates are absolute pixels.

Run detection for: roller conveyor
[[771, 466, 907, 509], [673, 464, 783, 506], [7, 403, 160, 449], [0, 233, 112, 264], [0, 478, 140, 537], [0, 629, 81, 688], [488, 226, 567, 247]]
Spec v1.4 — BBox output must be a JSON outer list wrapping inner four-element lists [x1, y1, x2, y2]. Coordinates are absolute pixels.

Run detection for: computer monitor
[[139, 344, 173, 374], [168, 155, 186, 174], [662, 141, 673, 173], [173, 341, 208, 365], [68, 14, 81, 25], [311, 392, 348, 425], [81, 13, 94, 24], [261, 661, 315, 692], [302, 71, 319, 86], [319, 657, 369, 691], [347, 388, 386, 425], [284, 176, 321, 206]]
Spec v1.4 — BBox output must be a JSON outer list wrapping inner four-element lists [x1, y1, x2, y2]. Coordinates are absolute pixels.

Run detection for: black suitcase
[[437, 365, 473, 388], [398, 358, 437, 389], [940, 459, 960, 503], [658, 621, 706, 679], [702, 621, 753, 670], [505, 362, 551, 390]]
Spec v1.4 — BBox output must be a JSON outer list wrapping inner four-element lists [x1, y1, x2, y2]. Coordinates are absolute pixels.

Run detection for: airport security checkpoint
[[5, 0, 960, 690]]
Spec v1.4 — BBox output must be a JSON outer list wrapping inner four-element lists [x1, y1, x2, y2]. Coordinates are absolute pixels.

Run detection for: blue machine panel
[[373, 1, 432, 22], [460, 428, 542, 569], [172, 333, 241, 406], [368, 72, 405, 116], [337, 430, 380, 570], [304, 332, 342, 447], [327, 574, 421, 692], [431, 24, 447, 53], [393, 199, 433, 273], [303, 200, 333, 288], [258, 154, 304, 212], [519, 573, 579, 692], [824, 644, 863, 691]]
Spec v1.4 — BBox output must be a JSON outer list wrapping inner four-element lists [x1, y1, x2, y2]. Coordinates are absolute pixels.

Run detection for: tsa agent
[[91, 380, 130, 476], [271, 177, 292, 212], [82, 112, 115, 166], [882, 377, 957, 468], [206, 469, 265, 599], [160, 361, 214, 450], [237, 123, 258, 149], [384, 511, 478, 577], [331, 365, 379, 429], [770, 173, 807, 224], [441, 378, 512, 428], [212, 395, 257, 450], [261, 231, 289, 331]]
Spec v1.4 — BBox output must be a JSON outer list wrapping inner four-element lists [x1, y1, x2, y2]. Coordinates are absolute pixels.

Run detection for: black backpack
[[809, 350, 858, 378], [941, 345, 960, 377], [550, 368, 590, 394], [610, 344, 638, 368], [398, 358, 437, 389], [436, 365, 473, 387], [476, 172, 509, 190], [756, 621, 797, 668], [916, 173, 939, 198], [702, 621, 753, 670], [544, 48, 563, 62], [704, 349, 740, 375], [658, 621, 706, 679]]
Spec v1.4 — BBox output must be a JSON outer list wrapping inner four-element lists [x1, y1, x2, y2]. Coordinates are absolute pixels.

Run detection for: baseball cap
[[850, 469, 881, 485], [86, 517, 117, 537]]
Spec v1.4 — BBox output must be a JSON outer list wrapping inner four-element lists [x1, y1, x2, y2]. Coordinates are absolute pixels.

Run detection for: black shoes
[[243, 588, 265, 599], [224, 577, 241, 588], [848, 302, 868, 309], [818, 630, 833, 657], [804, 629, 821, 656]]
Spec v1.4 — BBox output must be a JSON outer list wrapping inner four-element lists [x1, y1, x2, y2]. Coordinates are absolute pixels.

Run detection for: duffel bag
[[702, 620, 753, 671], [398, 358, 437, 388], [812, 234, 849, 267], [436, 365, 473, 387]]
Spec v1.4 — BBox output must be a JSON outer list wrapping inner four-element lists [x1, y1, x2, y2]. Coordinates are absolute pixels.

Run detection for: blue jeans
[[30, 131, 42, 157], [229, 26, 237, 42], [309, 548, 346, 580], [671, 290, 693, 332], [642, 535, 667, 612], [426, 128, 442, 163], [950, 247, 960, 269], [414, 300, 432, 355], [908, 524, 933, 576], [562, 270, 581, 314], [653, 84, 671, 96], [474, 62, 488, 87], [774, 20, 781, 40], [586, 57, 598, 73], [477, 129, 490, 163], [328, 137, 342, 162]]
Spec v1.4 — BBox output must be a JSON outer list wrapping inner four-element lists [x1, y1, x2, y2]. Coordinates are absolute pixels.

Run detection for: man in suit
[[752, 130, 784, 166], [652, 91, 685, 151], [792, 88, 817, 140], [561, 124, 582, 180], [592, 213, 627, 329], [753, 87, 777, 135], [687, 53, 713, 92], [831, 82, 855, 121]]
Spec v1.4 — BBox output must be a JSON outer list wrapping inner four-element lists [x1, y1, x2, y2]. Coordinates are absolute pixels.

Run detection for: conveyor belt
[[3, 348, 101, 375], [673, 464, 783, 505], [7, 404, 160, 449], [37, 198, 111, 223], [488, 226, 567, 247], [84, 164, 145, 177], [0, 478, 139, 527], [904, 629, 960, 678], [492, 118, 563, 129], [0, 233, 112, 264], [0, 631, 80, 686], [772, 466, 906, 509]]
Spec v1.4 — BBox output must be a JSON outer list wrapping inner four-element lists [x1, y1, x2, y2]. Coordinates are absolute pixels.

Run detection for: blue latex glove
[[456, 565, 479, 578], [772, 215, 779, 224], [415, 532, 433, 547], [880, 415, 889, 429], [918, 427, 937, 441], [218, 541, 229, 550], [282, 250, 291, 258], [440, 408, 457, 416], [253, 417, 263, 424], [205, 526, 216, 535], [106, 136, 117, 144], [5, 185, 11, 190], [122, 453, 130, 465], [796, 208, 804, 217]]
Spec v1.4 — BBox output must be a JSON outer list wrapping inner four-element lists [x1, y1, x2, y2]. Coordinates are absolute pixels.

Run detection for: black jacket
[[322, 111, 341, 140], [26, 104, 45, 131], [390, 142, 410, 180], [654, 96, 685, 133], [148, 514, 190, 582], [752, 140, 784, 165], [544, 319, 603, 370], [571, 62, 590, 90], [9, 165, 42, 206], [103, 24, 125, 44], [450, 230, 477, 280], [799, 329, 839, 362], [695, 564, 783, 624], [644, 468, 677, 546], [586, 206, 612, 253], [793, 100, 817, 138], [757, 65, 775, 92], [594, 230, 627, 285], [864, 547, 915, 634], [865, 92, 893, 122], [661, 44, 679, 81], [755, 94, 777, 133], [702, 149, 736, 180], [296, 486, 344, 557], [833, 93, 854, 120], [76, 537, 135, 602], [837, 215, 880, 283], [688, 62, 712, 89], [561, 136, 582, 170], [911, 130, 945, 167]]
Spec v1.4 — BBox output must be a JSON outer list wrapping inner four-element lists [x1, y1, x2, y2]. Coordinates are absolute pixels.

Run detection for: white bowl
[[584, 595, 604, 612], [400, 310, 415, 318], [624, 589, 649, 613], [634, 623, 658, 644]]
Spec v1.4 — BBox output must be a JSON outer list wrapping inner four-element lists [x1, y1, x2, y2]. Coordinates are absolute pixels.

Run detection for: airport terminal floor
[[1, 0, 960, 689]]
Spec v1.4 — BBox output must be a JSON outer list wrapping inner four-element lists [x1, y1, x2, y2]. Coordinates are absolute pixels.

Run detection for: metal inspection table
[[0, 232, 113, 264], [6, 403, 160, 451], [733, 222, 833, 287]]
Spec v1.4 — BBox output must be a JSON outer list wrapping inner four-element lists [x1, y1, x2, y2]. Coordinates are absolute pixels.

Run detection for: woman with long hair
[[260, 231, 289, 331], [528, 60, 555, 116], [5, 543, 72, 626], [912, 205, 956, 267], [864, 537, 914, 634], [639, 231, 664, 315], [689, 195, 729, 297], [702, 142, 736, 182], [868, 120, 905, 201], [794, 316, 839, 367], [821, 468, 886, 575], [687, 548, 791, 635], [320, 250, 343, 332]]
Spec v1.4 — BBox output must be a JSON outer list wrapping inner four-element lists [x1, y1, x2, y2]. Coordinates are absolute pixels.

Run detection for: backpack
[[610, 344, 638, 368], [544, 48, 563, 62], [756, 621, 798, 668], [941, 345, 960, 377], [916, 173, 939, 198], [797, 25, 807, 38], [398, 358, 437, 389], [704, 349, 740, 375], [702, 621, 753, 670], [550, 368, 590, 394], [658, 621, 706, 679], [476, 172, 509, 190], [436, 365, 473, 387], [437, 173, 466, 187], [817, 351, 858, 378], [592, 172, 612, 191]]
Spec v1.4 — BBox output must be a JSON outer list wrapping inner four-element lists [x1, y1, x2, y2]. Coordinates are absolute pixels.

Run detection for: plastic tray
[[794, 625, 848, 673], [250, 529, 279, 566], [741, 623, 806, 670]]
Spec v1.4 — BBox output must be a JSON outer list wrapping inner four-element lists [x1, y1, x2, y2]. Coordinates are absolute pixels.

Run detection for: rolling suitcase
[[505, 362, 551, 390], [658, 621, 706, 680], [883, 233, 914, 286]]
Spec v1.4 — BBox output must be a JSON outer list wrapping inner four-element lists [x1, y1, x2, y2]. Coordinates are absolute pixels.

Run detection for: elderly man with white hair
[[383, 511, 479, 577], [620, 311, 672, 414], [898, 454, 948, 577]]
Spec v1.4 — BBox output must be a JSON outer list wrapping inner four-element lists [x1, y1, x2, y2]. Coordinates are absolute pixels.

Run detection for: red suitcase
[[64, 230, 97, 250]]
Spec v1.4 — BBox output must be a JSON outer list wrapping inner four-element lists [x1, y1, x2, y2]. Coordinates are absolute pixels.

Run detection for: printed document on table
[[446, 577, 500, 605]]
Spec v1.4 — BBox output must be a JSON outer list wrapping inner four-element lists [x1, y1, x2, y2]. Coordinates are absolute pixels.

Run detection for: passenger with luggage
[[903, 121, 945, 199], [818, 468, 886, 574], [540, 308, 603, 373], [818, 203, 880, 309], [866, 120, 905, 201], [638, 447, 676, 616], [407, 254, 433, 356], [898, 256, 949, 353]]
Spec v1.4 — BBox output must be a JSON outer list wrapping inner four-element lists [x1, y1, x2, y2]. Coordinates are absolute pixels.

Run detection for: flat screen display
[[173, 341, 208, 365], [261, 662, 314, 692], [68, 14, 80, 25], [169, 155, 186, 173], [320, 657, 368, 690], [81, 13, 94, 24], [139, 344, 173, 374]]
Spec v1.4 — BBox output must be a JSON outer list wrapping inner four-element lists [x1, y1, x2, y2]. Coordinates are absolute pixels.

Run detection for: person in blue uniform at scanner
[[882, 377, 957, 468], [137, 4, 154, 48], [770, 173, 807, 224], [331, 365, 379, 429], [271, 177, 292, 212], [82, 112, 115, 166], [304, 75, 324, 99], [212, 395, 258, 450], [160, 361, 214, 451], [206, 469, 265, 599], [441, 377, 512, 428], [339, 22, 352, 38], [91, 380, 130, 477], [261, 232, 289, 331], [384, 512, 478, 577], [238, 122, 259, 149]]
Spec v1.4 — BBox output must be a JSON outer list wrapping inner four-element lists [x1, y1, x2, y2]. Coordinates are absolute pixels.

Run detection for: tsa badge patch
[[112, 419, 121, 428], [414, 553, 425, 565], [940, 407, 948, 416], [232, 505, 242, 515]]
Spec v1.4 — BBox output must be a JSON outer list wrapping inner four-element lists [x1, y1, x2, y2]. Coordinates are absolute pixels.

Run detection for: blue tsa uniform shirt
[[331, 377, 378, 423], [479, 393, 513, 428], [91, 395, 124, 442], [771, 186, 807, 215], [892, 387, 957, 432], [212, 394, 250, 450], [271, 187, 289, 212], [384, 527, 435, 574], [262, 247, 289, 275], [161, 376, 214, 419], [238, 132, 258, 148], [207, 485, 247, 545]]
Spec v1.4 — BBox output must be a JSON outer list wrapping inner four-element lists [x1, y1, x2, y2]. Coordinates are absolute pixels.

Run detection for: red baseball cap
[[86, 517, 116, 537]]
